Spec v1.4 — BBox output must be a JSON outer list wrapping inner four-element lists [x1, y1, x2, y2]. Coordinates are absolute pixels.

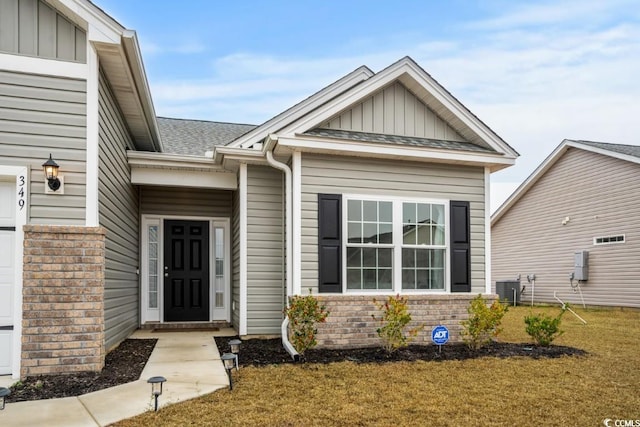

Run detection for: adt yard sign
[[431, 325, 449, 345]]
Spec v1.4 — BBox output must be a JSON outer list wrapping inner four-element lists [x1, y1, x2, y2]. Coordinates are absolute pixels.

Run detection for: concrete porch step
[[140, 321, 232, 332]]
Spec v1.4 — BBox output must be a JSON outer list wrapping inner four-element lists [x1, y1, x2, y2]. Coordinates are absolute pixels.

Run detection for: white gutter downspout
[[264, 135, 299, 361]]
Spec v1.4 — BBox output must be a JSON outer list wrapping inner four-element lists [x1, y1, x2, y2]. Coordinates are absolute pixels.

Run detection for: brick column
[[21, 225, 106, 378]]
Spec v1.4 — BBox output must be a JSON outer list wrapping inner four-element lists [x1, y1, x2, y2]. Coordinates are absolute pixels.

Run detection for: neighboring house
[[0, 0, 518, 380], [492, 140, 640, 309]]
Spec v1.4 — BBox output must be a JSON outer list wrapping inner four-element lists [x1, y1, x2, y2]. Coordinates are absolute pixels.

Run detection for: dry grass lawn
[[114, 306, 640, 426]]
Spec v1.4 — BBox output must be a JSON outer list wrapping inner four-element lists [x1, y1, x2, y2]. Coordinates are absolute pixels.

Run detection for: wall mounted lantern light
[[42, 154, 61, 192], [147, 376, 166, 411]]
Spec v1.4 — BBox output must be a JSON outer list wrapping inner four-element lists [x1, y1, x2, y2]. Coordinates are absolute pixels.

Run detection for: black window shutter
[[450, 200, 471, 292], [318, 194, 342, 293]]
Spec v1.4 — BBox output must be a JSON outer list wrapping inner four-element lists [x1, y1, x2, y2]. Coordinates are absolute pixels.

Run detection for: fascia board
[[399, 62, 519, 158], [277, 135, 515, 168], [229, 66, 374, 149], [127, 151, 222, 170], [121, 31, 163, 152], [568, 140, 640, 166], [491, 141, 570, 225], [277, 65, 405, 137]]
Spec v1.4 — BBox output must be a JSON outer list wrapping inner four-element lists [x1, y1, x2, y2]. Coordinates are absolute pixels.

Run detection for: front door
[[164, 220, 210, 322]]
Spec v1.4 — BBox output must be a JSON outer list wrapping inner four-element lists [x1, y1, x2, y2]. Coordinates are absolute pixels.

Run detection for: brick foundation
[[21, 225, 106, 378], [315, 294, 496, 349]]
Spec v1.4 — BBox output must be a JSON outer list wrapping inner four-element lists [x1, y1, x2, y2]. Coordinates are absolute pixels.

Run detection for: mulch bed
[[215, 336, 587, 366], [8, 336, 586, 403], [8, 339, 157, 403]]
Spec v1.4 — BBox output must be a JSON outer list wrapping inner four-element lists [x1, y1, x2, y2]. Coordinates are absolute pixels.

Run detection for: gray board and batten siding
[[98, 70, 139, 350], [245, 165, 285, 335], [492, 147, 640, 308], [0, 70, 87, 224], [319, 81, 466, 143], [301, 153, 486, 294], [0, 0, 87, 63]]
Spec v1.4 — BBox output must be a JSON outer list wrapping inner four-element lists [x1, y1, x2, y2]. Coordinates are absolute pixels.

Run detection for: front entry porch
[[141, 215, 231, 326]]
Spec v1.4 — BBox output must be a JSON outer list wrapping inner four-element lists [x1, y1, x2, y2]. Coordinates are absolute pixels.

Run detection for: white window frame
[[593, 234, 625, 245], [342, 194, 450, 295]]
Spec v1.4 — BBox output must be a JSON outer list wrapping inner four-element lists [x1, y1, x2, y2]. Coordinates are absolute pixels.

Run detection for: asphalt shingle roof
[[304, 128, 496, 153], [157, 117, 257, 156], [571, 140, 640, 159]]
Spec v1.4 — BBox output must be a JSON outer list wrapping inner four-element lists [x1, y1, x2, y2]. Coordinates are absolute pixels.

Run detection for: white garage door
[[0, 179, 15, 375]]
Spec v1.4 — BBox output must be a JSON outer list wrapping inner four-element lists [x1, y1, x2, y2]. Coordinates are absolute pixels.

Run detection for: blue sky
[[97, 0, 640, 210]]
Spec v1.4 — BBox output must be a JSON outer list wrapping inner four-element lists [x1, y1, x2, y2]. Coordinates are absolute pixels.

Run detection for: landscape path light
[[229, 338, 242, 370], [0, 387, 9, 410], [147, 376, 166, 411], [221, 352, 236, 390]]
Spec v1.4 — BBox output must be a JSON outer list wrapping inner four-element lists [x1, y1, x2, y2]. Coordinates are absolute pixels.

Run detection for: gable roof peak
[[492, 138, 640, 224]]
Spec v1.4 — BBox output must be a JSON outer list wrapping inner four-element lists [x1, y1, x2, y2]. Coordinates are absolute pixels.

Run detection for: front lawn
[[114, 306, 640, 426]]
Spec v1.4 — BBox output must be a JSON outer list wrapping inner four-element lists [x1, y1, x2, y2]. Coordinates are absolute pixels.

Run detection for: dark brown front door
[[164, 220, 210, 322]]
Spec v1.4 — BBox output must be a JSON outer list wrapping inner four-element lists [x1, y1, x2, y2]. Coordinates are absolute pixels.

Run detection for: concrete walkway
[[0, 329, 235, 426]]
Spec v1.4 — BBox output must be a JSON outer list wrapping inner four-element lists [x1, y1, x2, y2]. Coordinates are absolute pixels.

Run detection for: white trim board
[[0, 52, 87, 79], [85, 43, 99, 227], [0, 166, 28, 379], [277, 136, 515, 171], [239, 163, 248, 335]]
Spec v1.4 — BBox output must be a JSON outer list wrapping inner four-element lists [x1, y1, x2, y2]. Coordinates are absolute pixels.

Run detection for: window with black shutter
[[450, 200, 471, 292], [318, 194, 342, 293]]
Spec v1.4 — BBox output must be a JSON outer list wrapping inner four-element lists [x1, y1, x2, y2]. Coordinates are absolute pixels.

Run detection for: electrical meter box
[[574, 250, 589, 281]]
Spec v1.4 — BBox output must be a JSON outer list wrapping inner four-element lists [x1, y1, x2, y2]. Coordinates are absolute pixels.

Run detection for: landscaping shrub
[[284, 290, 329, 355], [372, 294, 423, 353], [461, 294, 509, 350], [524, 306, 567, 346]]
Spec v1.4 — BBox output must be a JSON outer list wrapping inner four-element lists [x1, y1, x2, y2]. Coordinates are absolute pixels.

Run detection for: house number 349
[[17, 174, 26, 210]]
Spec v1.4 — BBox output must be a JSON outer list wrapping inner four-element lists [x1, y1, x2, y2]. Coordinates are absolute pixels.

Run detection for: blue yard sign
[[431, 325, 449, 346]]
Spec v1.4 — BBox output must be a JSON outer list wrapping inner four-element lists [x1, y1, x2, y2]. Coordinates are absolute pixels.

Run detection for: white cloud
[[148, 1, 640, 186]]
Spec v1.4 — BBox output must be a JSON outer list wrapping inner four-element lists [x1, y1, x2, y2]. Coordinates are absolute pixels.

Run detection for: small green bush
[[461, 294, 509, 350], [525, 306, 566, 346], [372, 294, 423, 353], [284, 290, 329, 355]]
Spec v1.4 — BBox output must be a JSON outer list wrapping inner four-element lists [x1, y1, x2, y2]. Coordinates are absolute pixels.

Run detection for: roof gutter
[[263, 134, 299, 361]]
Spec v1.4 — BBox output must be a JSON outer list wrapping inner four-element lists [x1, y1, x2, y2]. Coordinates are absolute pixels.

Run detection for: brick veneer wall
[[21, 225, 106, 378], [315, 294, 495, 349]]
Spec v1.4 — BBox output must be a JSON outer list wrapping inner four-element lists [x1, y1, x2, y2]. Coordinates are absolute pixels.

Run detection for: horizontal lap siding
[[0, 0, 86, 62], [98, 72, 139, 350], [246, 165, 284, 334], [0, 70, 86, 224], [140, 187, 232, 217], [492, 148, 640, 308], [301, 154, 486, 293]]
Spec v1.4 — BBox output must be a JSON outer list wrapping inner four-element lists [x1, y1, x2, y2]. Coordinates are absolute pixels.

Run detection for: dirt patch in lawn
[[8, 339, 157, 403], [215, 336, 587, 366]]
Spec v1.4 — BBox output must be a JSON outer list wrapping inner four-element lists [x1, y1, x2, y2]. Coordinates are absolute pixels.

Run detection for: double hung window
[[344, 196, 448, 292]]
